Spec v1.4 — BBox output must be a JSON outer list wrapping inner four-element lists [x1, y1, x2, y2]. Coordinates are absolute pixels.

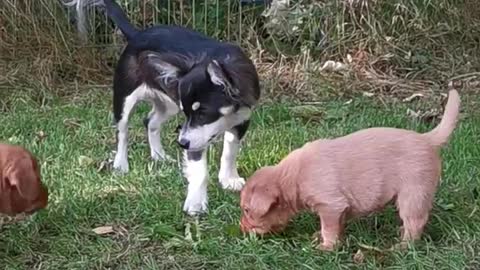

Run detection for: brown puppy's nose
[[24, 186, 48, 215], [39, 185, 49, 208]]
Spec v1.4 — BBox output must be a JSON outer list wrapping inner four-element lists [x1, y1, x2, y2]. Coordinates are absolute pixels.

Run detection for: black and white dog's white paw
[[219, 176, 245, 191], [217, 129, 248, 191], [112, 150, 129, 173], [113, 161, 129, 173], [182, 150, 209, 215], [183, 187, 208, 216]]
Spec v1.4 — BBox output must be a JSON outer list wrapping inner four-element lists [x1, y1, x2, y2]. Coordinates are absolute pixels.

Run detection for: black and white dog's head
[[141, 51, 259, 151]]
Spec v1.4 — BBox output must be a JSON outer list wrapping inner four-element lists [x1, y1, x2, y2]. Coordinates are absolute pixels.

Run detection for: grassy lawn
[[0, 90, 479, 269]]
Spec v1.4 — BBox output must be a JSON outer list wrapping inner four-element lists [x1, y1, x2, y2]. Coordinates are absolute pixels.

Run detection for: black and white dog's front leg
[[218, 121, 250, 191], [144, 101, 178, 163], [182, 150, 209, 215]]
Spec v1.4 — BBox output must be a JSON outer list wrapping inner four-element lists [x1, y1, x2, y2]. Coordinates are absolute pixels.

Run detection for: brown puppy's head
[[240, 166, 296, 235], [0, 155, 48, 216]]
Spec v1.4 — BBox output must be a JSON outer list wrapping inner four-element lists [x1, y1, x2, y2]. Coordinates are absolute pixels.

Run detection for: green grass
[[0, 90, 479, 269]]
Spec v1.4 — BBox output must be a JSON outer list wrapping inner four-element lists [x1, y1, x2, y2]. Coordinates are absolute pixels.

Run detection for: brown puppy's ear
[[250, 189, 279, 217], [0, 172, 8, 193], [5, 158, 39, 200]]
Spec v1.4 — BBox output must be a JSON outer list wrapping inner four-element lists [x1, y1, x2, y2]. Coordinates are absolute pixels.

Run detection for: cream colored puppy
[[240, 89, 460, 250]]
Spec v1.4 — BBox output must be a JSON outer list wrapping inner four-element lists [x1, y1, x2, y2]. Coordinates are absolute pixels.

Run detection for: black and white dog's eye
[[192, 102, 201, 111]]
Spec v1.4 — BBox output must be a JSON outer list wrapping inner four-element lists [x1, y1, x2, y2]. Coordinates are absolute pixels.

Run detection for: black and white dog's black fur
[[65, 0, 260, 215]]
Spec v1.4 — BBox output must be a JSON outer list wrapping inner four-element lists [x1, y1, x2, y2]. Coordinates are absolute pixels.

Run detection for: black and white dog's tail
[[63, 0, 138, 40]]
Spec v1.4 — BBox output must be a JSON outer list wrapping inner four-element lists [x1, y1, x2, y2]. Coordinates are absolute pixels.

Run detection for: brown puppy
[[240, 89, 460, 250], [0, 143, 48, 216]]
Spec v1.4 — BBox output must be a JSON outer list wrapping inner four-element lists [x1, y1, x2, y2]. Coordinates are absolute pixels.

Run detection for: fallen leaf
[[115, 225, 128, 237], [163, 237, 186, 249], [107, 137, 116, 145], [92, 226, 114, 235], [224, 224, 241, 237], [194, 218, 202, 241], [448, 80, 463, 90], [184, 223, 193, 241], [0, 213, 28, 226], [403, 93, 424, 102], [353, 249, 365, 264], [36, 130, 47, 141], [358, 243, 386, 253], [437, 197, 455, 211], [290, 105, 325, 123], [391, 242, 409, 251], [346, 54, 353, 63], [78, 155, 94, 167], [319, 60, 349, 72], [8, 136, 20, 143], [63, 118, 82, 129], [97, 158, 113, 172], [406, 108, 420, 118], [407, 108, 441, 122]]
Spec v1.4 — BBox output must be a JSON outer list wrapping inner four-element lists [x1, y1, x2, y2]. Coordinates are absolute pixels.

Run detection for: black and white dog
[[65, 0, 260, 215]]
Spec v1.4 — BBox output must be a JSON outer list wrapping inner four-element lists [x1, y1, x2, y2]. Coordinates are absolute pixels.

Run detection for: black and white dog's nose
[[177, 138, 190, 149]]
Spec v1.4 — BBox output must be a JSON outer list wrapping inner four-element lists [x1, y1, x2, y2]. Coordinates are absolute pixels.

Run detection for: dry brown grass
[[1, 0, 480, 104]]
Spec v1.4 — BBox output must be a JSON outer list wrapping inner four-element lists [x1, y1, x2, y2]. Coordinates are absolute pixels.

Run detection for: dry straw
[[1, 0, 479, 103]]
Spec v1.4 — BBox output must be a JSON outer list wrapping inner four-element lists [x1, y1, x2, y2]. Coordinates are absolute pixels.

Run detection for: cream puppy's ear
[[250, 191, 279, 216]]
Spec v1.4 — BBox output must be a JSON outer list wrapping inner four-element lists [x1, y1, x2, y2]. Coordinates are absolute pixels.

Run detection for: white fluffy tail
[[63, 0, 104, 40], [424, 89, 461, 147], [63, 0, 138, 41]]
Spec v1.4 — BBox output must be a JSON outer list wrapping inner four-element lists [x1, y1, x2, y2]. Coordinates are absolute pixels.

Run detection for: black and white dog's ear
[[207, 60, 239, 98], [207, 60, 229, 86], [144, 52, 191, 87]]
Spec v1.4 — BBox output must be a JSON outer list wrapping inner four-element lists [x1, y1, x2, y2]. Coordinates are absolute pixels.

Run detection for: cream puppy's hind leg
[[397, 190, 433, 243]]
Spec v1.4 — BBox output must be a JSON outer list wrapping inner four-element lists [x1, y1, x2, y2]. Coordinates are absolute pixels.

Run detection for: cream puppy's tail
[[423, 88, 461, 147]]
